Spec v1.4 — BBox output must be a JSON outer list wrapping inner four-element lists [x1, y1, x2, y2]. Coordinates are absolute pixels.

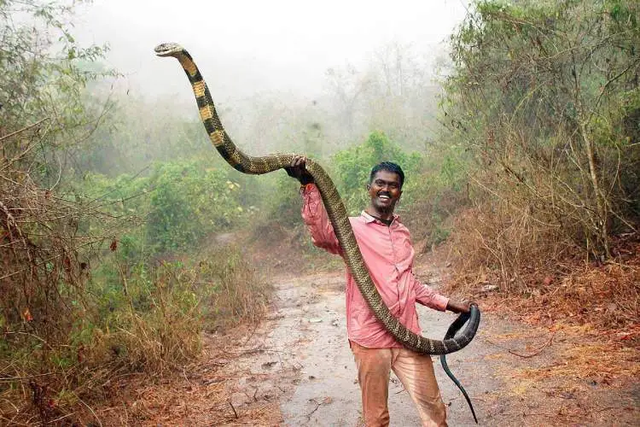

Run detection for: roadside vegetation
[[1, 0, 638, 424], [439, 0, 639, 339], [0, 2, 268, 424]]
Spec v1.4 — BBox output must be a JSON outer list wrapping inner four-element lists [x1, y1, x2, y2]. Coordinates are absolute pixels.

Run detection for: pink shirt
[[301, 184, 449, 348]]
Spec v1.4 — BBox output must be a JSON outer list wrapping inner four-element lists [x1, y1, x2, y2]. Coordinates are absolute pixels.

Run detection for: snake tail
[[440, 310, 479, 423], [154, 42, 481, 356]]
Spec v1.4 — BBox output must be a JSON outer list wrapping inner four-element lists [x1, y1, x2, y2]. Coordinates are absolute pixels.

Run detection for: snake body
[[153, 43, 480, 355]]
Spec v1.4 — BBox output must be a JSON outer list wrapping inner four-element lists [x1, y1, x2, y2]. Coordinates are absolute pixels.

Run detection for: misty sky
[[76, 0, 467, 101]]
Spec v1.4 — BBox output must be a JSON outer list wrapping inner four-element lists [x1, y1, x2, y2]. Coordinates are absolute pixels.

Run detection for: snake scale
[[154, 42, 481, 421]]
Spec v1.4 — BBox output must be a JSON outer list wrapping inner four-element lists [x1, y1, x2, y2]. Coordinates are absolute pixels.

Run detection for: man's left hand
[[446, 300, 472, 314]]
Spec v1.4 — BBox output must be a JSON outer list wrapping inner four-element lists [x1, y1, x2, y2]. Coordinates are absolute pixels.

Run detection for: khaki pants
[[351, 342, 447, 427]]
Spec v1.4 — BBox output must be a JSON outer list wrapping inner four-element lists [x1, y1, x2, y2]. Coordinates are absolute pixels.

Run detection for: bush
[[333, 131, 422, 214], [0, 243, 267, 424], [439, 0, 640, 287], [145, 160, 248, 253]]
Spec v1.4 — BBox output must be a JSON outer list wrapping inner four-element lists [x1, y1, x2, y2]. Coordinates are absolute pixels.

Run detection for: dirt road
[[225, 269, 638, 426], [273, 271, 486, 426], [122, 266, 637, 425]]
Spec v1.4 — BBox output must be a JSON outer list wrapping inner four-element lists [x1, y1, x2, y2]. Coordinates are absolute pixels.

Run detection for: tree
[[1, 3, 113, 422], [333, 131, 422, 213], [442, 0, 639, 273]]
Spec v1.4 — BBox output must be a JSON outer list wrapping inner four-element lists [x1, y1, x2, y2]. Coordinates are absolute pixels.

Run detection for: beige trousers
[[351, 342, 448, 427]]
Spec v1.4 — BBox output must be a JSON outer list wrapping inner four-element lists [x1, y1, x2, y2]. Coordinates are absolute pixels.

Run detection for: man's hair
[[369, 162, 405, 189]]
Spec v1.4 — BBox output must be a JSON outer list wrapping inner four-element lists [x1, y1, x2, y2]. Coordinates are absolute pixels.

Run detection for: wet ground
[[274, 271, 487, 426], [227, 269, 638, 426], [108, 267, 638, 426]]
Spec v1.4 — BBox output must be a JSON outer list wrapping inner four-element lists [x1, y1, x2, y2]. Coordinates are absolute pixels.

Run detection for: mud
[[270, 271, 495, 426], [274, 276, 490, 426], [227, 268, 638, 426]]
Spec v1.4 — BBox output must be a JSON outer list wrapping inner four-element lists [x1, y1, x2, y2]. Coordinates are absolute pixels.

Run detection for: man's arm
[[414, 281, 450, 312], [285, 156, 342, 255], [413, 279, 471, 314]]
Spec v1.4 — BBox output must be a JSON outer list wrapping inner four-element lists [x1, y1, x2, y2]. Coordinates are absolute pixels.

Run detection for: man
[[286, 156, 471, 427]]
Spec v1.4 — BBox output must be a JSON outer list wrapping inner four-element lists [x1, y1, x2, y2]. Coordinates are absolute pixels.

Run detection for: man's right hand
[[285, 155, 314, 185]]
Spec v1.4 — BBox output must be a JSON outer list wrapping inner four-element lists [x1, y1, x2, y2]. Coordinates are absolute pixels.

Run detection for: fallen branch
[[305, 399, 321, 420], [484, 333, 555, 358], [228, 400, 238, 419], [508, 334, 555, 358], [242, 322, 260, 346]]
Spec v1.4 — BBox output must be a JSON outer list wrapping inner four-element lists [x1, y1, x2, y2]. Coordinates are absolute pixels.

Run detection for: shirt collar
[[361, 211, 401, 225]]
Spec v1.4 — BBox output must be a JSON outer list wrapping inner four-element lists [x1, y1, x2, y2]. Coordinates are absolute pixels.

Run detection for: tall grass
[[0, 245, 268, 425]]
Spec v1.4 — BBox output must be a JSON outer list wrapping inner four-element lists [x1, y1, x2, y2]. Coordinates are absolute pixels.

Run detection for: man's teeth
[[379, 195, 390, 200]]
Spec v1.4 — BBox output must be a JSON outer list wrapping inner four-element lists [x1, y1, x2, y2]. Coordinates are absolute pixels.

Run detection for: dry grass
[[469, 250, 640, 334], [439, 207, 640, 387], [446, 204, 573, 293], [440, 240, 639, 397], [445, 198, 639, 330], [99, 267, 205, 376], [93, 324, 286, 426], [0, 244, 271, 426], [512, 343, 640, 383], [202, 245, 272, 331]]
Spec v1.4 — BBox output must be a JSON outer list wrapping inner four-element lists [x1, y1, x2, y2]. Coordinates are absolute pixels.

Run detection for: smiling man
[[286, 156, 470, 427]]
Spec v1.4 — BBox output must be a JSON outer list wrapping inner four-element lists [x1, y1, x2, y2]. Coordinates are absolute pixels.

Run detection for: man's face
[[367, 170, 402, 214]]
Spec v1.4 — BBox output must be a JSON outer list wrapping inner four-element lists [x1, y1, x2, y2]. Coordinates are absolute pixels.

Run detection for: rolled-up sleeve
[[301, 184, 342, 255], [413, 278, 449, 311]]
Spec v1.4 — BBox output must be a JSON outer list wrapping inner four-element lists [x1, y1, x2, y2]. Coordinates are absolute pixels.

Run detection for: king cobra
[[155, 42, 481, 422]]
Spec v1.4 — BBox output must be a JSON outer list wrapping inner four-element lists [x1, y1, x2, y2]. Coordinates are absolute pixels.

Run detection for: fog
[[76, 0, 466, 101]]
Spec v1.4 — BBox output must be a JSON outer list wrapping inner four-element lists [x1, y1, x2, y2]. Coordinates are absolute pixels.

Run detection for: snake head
[[154, 43, 184, 57]]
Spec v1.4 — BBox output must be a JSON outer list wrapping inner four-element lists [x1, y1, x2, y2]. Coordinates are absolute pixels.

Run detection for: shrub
[[333, 131, 422, 214], [439, 0, 640, 288]]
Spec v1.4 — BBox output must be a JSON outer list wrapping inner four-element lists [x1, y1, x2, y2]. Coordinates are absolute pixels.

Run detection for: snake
[[440, 310, 479, 423], [154, 42, 481, 421]]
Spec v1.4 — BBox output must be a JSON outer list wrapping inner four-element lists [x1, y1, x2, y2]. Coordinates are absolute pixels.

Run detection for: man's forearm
[[446, 300, 471, 314]]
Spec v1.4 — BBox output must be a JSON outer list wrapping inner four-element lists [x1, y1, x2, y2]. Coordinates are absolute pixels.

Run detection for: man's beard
[[375, 199, 396, 214]]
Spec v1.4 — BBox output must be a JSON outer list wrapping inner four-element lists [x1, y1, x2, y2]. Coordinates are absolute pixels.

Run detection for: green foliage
[[443, 0, 640, 256], [145, 160, 246, 253], [440, 0, 640, 284], [78, 155, 263, 259], [333, 131, 422, 213]]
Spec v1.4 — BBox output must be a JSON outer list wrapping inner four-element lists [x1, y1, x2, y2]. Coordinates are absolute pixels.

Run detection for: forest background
[[1, 0, 638, 424]]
